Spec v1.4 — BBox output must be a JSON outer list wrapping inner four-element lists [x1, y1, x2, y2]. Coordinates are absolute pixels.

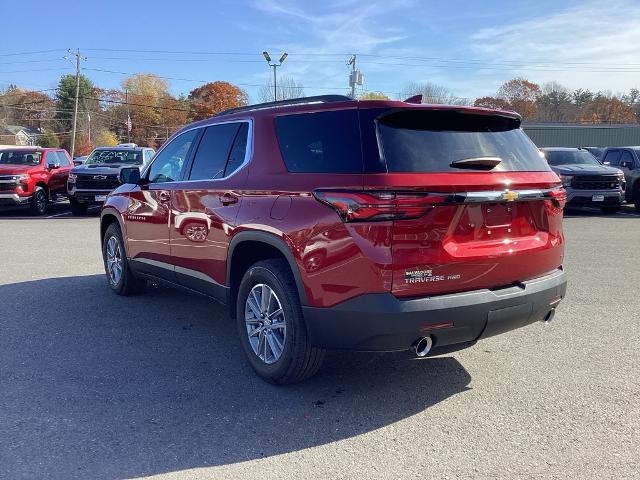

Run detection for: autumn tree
[[121, 74, 172, 146], [474, 96, 510, 110], [359, 91, 390, 100], [0, 86, 55, 129], [578, 94, 636, 124], [188, 81, 248, 121], [258, 76, 304, 102], [496, 78, 540, 119], [95, 129, 119, 147], [39, 130, 60, 148]]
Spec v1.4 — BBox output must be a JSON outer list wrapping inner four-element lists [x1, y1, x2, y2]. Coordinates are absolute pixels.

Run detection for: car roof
[[0, 146, 62, 151], [173, 96, 521, 137]]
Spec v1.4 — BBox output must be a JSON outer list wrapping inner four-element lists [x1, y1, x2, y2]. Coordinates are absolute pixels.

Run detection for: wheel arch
[[227, 231, 308, 317], [100, 209, 128, 253]]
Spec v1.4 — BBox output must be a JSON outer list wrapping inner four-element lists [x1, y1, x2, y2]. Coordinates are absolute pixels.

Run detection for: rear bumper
[[303, 268, 567, 352], [0, 193, 31, 206]]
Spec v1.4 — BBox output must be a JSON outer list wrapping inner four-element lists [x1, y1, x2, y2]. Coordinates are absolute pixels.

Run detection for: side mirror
[[119, 167, 141, 185], [620, 160, 633, 169], [47, 162, 60, 170]]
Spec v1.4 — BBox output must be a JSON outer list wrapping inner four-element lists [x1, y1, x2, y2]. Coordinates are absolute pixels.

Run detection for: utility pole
[[262, 51, 288, 101], [69, 48, 83, 159], [348, 54, 363, 98], [125, 88, 131, 143]]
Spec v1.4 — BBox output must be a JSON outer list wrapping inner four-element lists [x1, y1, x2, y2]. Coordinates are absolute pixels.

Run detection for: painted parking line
[[46, 211, 73, 218]]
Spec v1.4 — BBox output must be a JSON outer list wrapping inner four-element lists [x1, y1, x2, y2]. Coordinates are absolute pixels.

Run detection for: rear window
[[544, 150, 600, 166], [0, 150, 41, 165], [375, 109, 550, 173], [275, 109, 363, 173]]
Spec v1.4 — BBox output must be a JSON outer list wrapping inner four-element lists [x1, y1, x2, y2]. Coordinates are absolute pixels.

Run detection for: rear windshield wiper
[[450, 156, 502, 170]]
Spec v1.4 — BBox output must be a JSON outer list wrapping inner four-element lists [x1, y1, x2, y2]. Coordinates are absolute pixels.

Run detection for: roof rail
[[217, 95, 354, 117]]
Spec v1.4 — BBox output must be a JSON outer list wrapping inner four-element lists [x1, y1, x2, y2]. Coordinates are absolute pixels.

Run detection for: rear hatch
[[315, 106, 565, 298]]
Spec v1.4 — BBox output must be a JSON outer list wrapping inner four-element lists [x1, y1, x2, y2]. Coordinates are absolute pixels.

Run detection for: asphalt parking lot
[[1, 205, 639, 480]]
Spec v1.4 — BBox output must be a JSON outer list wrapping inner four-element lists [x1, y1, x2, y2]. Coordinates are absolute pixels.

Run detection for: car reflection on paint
[[174, 212, 212, 243]]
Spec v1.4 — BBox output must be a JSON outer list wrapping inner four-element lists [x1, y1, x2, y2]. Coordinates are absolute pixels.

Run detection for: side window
[[188, 123, 240, 180], [275, 110, 364, 173], [56, 151, 70, 167], [148, 129, 198, 183], [144, 149, 154, 162], [603, 150, 621, 166], [225, 122, 249, 177], [619, 150, 635, 168]]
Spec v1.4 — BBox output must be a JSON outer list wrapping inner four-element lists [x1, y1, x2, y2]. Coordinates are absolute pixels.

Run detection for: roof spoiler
[[217, 95, 354, 117]]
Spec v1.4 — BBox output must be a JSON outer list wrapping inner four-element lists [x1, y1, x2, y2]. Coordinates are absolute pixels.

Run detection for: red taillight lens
[[549, 188, 567, 208], [313, 190, 448, 222]]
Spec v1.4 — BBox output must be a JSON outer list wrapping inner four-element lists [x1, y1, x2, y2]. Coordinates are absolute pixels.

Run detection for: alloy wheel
[[244, 283, 286, 364], [106, 236, 123, 286]]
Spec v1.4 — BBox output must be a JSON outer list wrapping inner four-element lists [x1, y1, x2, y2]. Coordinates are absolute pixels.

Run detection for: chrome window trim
[[141, 118, 254, 185]]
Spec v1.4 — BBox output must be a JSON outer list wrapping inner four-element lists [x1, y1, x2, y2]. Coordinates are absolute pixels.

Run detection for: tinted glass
[[275, 110, 364, 173], [376, 109, 549, 173], [545, 150, 600, 166], [225, 122, 249, 177], [603, 150, 621, 166], [0, 150, 41, 165], [85, 149, 143, 165], [619, 150, 634, 167], [189, 123, 240, 180], [148, 129, 198, 183], [55, 151, 70, 167]]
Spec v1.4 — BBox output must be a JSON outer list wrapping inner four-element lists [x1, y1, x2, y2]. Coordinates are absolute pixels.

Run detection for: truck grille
[[572, 175, 620, 190], [75, 174, 120, 190], [0, 183, 17, 192]]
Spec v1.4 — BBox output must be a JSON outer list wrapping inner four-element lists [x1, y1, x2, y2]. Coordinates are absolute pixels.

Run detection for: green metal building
[[522, 123, 640, 147]]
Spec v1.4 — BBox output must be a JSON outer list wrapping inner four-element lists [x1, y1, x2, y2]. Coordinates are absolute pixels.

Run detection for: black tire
[[29, 186, 47, 215], [69, 198, 88, 216], [236, 259, 325, 384], [102, 223, 146, 295], [634, 188, 640, 213], [600, 206, 620, 215]]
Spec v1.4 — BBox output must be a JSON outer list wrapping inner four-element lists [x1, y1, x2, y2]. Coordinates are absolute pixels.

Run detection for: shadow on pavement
[[0, 275, 471, 479]]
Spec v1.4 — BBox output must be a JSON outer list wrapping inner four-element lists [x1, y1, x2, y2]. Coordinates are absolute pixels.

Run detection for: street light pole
[[263, 51, 288, 102]]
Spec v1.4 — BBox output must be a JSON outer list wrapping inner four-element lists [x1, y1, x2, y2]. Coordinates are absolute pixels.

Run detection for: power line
[[0, 49, 66, 57]]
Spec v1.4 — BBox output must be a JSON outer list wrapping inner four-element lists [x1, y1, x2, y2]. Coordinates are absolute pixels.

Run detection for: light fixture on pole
[[263, 51, 288, 101]]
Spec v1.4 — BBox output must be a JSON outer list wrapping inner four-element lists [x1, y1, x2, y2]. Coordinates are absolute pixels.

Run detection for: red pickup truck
[[0, 146, 73, 215]]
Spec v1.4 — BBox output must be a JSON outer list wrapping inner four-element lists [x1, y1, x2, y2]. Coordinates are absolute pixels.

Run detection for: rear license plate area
[[483, 203, 514, 227]]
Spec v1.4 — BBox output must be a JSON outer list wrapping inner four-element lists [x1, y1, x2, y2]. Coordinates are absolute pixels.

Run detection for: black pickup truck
[[67, 144, 155, 215]]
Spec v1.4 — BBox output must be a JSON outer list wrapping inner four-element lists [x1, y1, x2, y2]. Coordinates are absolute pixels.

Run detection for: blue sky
[[2, 0, 640, 102]]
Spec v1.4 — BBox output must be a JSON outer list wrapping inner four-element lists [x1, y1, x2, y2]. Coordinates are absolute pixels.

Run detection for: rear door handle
[[158, 191, 170, 203], [219, 193, 238, 206]]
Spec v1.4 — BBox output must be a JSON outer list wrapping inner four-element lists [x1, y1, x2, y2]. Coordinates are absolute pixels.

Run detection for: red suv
[[100, 95, 567, 384], [0, 146, 73, 215]]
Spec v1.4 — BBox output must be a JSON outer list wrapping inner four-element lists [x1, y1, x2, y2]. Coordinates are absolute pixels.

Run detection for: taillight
[[313, 190, 448, 222], [549, 188, 567, 208]]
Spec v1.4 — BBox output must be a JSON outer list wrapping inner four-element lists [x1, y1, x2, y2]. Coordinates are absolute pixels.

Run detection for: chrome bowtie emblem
[[93, 175, 107, 180], [502, 190, 519, 202]]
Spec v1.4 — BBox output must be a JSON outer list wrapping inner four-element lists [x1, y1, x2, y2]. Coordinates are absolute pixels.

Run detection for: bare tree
[[400, 82, 469, 105], [258, 76, 305, 103], [537, 81, 574, 122]]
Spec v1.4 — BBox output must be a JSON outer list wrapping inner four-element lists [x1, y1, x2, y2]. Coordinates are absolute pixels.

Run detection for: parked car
[[0, 146, 73, 215], [600, 147, 640, 212], [581, 147, 605, 162], [100, 95, 567, 384], [541, 147, 625, 214], [68, 144, 155, 215]]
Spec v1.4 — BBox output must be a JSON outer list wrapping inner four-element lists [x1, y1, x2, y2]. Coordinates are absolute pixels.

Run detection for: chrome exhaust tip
[[543, 309, 555, 325], [413, 336, 433, 357]]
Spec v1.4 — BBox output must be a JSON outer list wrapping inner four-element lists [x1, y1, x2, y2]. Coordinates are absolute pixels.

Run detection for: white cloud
[[469, 0, 640, 93]]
